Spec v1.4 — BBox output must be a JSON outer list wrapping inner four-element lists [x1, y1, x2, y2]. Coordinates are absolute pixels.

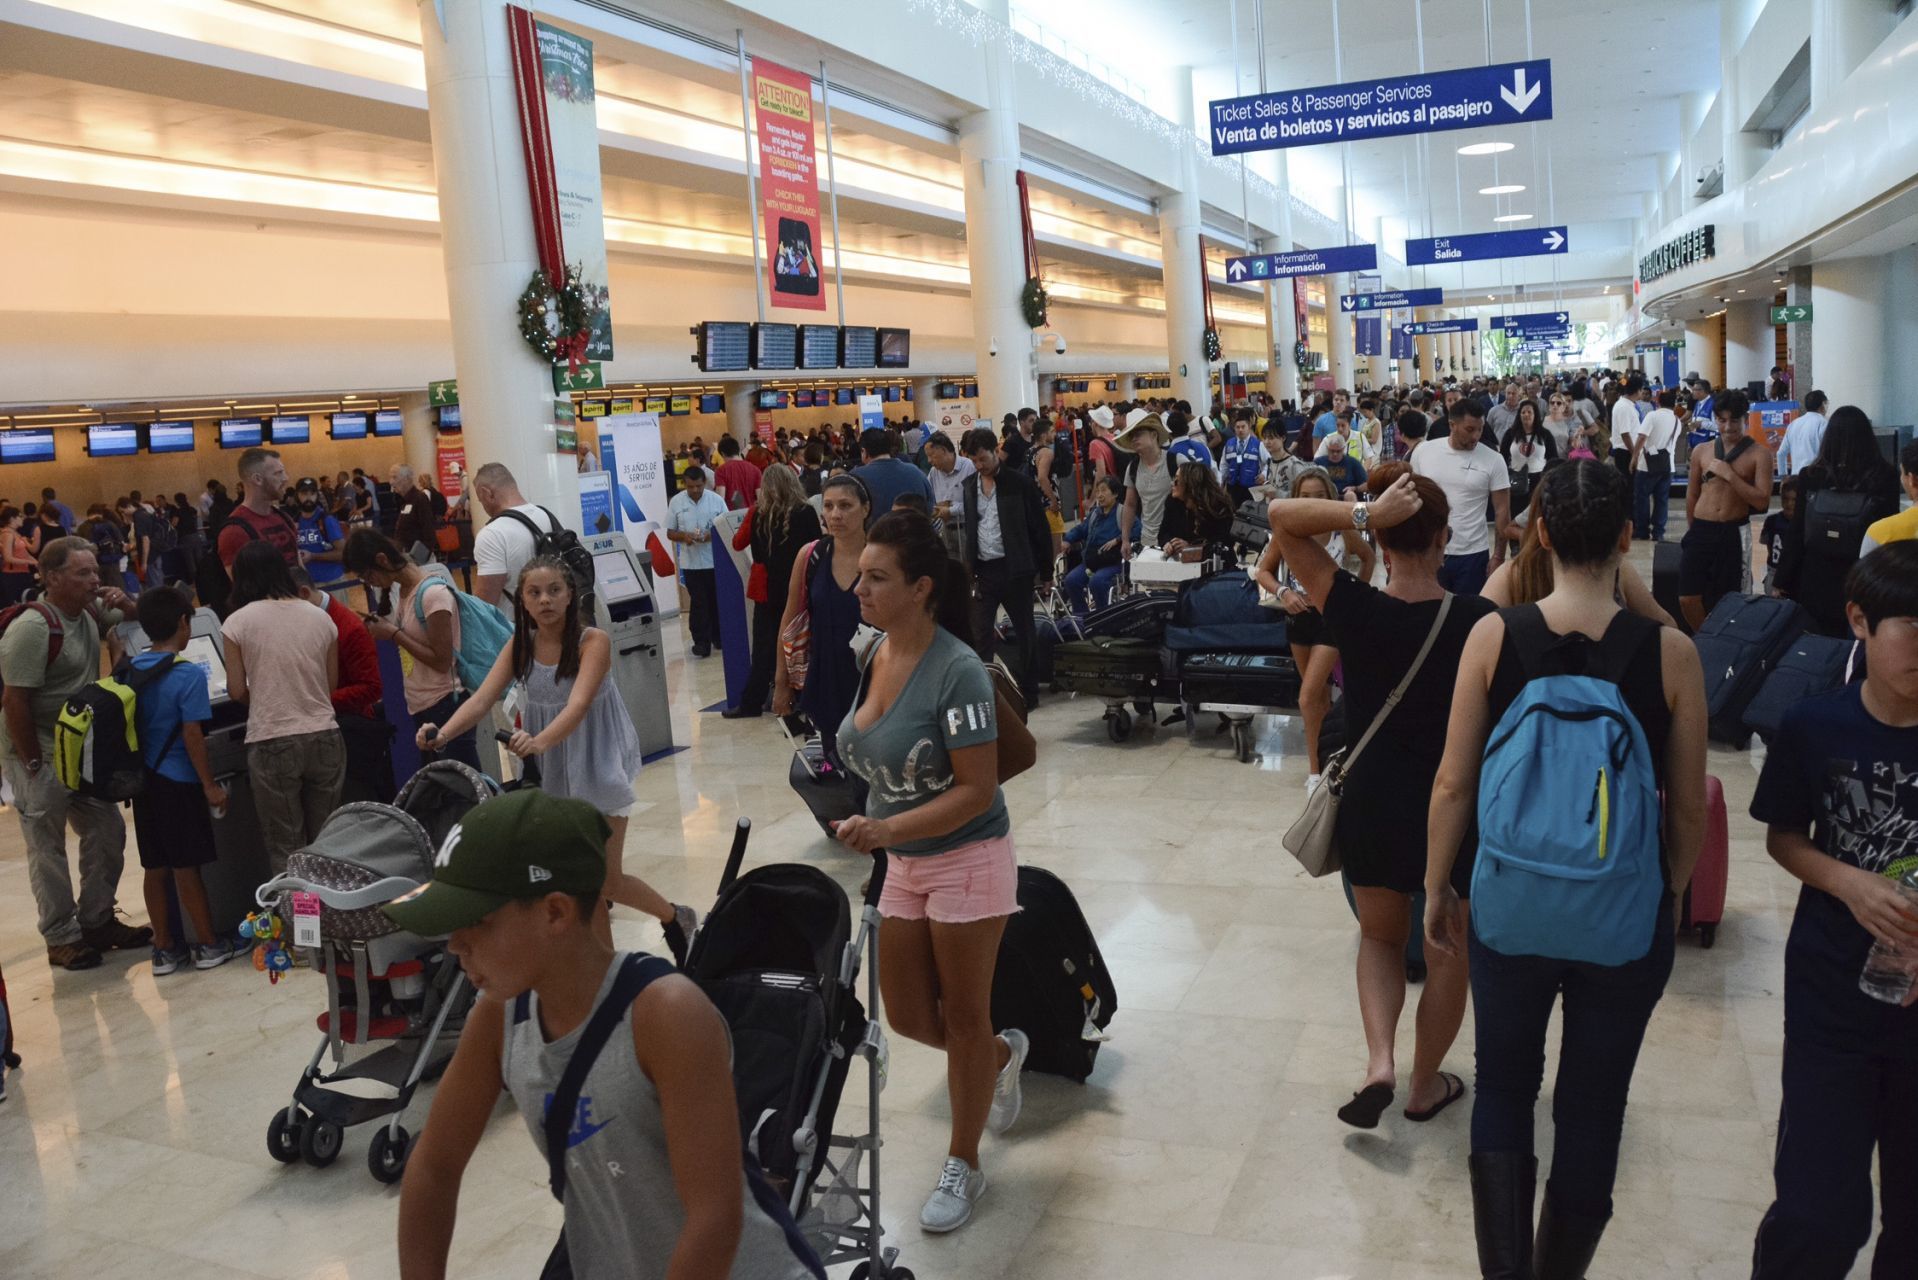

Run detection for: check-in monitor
[[181, 633, 230, 705], [593, 549, 647, 605]]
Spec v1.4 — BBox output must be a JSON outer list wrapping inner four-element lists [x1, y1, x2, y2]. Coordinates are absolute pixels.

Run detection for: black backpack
[[498, 507, 597, 613], [989, 866, 1117, 1082], [1801, 488, 1875, 564]]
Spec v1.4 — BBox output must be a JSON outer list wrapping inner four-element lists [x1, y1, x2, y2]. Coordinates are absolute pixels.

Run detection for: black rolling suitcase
[[1179, 652, 1300, 710], [1652, 540, 1689, 635], [1744, 634, 1856, 743], [1693, 593, 1809, 746], [1053, 635, 1163, 701], [1082, 590, 1177, 643], [1231, 499, 1270, 552], [990, 866, 1116, 1082]]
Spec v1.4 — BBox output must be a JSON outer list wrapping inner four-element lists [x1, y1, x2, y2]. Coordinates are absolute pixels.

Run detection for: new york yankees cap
[[380, 788, 608, 938]]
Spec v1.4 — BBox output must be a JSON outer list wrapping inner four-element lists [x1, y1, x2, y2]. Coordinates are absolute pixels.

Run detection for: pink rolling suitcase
[[1680, 774, 1729, 948]]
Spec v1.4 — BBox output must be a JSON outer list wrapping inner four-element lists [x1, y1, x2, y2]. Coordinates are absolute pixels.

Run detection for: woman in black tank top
[[1425, 460, 1710, 1280]]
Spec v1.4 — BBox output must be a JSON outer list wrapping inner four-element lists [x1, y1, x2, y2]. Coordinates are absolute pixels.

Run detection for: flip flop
[[1404, 1072, 1467, 1122], [1337, 1082, 1395, 1129]]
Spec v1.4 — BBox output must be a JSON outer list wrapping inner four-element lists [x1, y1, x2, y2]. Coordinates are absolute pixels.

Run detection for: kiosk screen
[[593, 550, 646, 605], [182, 633, 230, 704]]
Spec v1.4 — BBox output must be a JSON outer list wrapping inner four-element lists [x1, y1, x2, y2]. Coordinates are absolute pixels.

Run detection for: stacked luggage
[[1165, 570, 1296, 762], [1054, 587, 1179, 741]]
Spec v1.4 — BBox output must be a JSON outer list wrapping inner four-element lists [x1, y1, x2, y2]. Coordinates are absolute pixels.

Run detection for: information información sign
[[1209, 59, 1552, 155], [1406, 226, 1568, 265], [1225, 243, 1379, 282], [1402, 318, 1480, 335], [1341, 287, 1443, 312]]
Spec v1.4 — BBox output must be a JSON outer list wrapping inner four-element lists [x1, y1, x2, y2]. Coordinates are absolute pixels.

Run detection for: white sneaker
[[988, 1029, 1029, 1135], [919, 1156, 986, 1233], [1306, 773, 1323, 795]]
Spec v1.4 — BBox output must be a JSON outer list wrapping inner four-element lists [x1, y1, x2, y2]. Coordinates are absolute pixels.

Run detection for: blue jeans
[[414, 691, 480, 772], [1633, 468, 1672, 540], [1468, 897, 1675, 1220], [1438, 550, 1490, 596], [1063, 563, 1122, 616]]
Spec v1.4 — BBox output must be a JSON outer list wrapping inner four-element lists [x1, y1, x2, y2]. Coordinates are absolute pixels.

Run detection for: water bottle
[[1858, 868, 1918, 1004]]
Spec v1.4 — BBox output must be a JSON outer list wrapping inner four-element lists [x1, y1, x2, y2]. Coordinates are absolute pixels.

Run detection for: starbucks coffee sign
[[1639, 224, 1714, 285]]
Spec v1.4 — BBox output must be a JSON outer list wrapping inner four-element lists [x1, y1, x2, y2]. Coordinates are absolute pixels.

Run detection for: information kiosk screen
[[593, 550, 646, 605], [182, 633, 230, 704]]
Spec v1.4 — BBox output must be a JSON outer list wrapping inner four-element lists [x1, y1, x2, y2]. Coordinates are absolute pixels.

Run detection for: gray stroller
[[255, 761, 499, 1182]]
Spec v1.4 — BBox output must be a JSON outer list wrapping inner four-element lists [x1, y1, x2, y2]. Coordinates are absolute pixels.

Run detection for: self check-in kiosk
[[587, 531, 674, 757], [115, 608, 268, 942]]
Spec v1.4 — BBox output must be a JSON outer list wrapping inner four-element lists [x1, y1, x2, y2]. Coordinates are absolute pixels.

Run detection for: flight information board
[[798, 324, 840, 370], [839, 325, 877, 368], [693, 321, 751, 372], [752, 322, 797, 370]]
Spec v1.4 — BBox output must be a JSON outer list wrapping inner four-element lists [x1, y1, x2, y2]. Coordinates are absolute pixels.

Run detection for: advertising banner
[[930, 399, 978, 446], [435, 442, 467, 501], [751, 57, 825, 311], [858, 394, 885, 432], [1355, 316, 1381, 357], [508, 8, 614, 358], [597, 414, 677, 613], [578, 469, 614, 535]]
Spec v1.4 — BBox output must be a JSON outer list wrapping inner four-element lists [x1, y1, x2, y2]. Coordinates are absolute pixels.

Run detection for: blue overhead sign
[[1493, 311, 1571, 331], [1209, 59, 1552, 155], [1341, 287, 1444, 313], [1406, 226, 1569, 265], [1402, 318, 1480, 335], [1225, 243, 1379, 282]]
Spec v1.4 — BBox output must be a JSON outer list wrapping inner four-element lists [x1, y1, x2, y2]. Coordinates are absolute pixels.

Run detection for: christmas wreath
[[517, 265, 600, 372], [1021, 276, 1049, 328], [1201, 325, 1222, 363]]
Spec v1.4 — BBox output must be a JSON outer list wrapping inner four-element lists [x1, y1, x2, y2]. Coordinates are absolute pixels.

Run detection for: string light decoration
[[903, 0, 1334, 242]]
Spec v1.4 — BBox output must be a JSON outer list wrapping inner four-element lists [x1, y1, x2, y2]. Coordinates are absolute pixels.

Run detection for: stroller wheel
[[299, 1117, 343, 1168], [367, 1123, 412, 1184], [266, 1109, 303, 1164]]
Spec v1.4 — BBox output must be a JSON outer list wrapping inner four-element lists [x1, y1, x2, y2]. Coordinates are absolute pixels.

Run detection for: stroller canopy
[[299, 802, 438, 889], [689, 864, 850, 988], [394, 760, 500, 851]]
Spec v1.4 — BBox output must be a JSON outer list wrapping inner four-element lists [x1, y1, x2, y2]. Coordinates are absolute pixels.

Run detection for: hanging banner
[[751, 57, 826, 311], [508, 8, 614, 358], [1389, 324, 1414, 360], [1355, 316, 1382, 357], [435, 442, 467, 502], [597, 414, 677, 608]]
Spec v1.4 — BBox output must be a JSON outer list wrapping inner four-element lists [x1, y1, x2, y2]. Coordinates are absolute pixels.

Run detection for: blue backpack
[[411, 570, 513, 692], [1471, 607, 1665, 966]]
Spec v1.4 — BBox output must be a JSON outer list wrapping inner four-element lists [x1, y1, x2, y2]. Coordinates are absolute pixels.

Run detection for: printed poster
[[579, 469, 613, 536], [751, 57, 826, 311], [931, 399, 978, 447], [598, 414, 677, 614], [435, 442, 467, 502]]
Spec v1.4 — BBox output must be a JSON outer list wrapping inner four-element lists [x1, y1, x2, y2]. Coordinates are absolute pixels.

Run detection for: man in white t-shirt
[[469, 462, 561, 615], [1624, 387, 1684, 541], [1776, 389, 1829, 475], [1610, 373, 1647, 467], [1410, 398, 1512, 595]]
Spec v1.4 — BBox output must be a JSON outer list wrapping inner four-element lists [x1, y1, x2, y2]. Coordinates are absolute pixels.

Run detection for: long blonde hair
[[755, 462, 807, 534]]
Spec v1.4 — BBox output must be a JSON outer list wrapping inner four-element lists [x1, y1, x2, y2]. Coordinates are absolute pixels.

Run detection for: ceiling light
[[1479, 184, 1526, 195], [1458, 141, 1515, 156], [1493, 213, 1534, 223]]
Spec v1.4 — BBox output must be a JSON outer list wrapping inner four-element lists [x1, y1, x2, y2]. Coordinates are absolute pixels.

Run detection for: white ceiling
[[1016, 0, 1718, 242]]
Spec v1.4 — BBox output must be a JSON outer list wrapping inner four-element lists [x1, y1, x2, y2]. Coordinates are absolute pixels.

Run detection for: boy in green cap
[[388, 788, 822, 1280]]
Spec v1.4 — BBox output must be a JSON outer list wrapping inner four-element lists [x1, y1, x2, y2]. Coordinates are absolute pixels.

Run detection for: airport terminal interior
[[3, 0, 1918, 1277]]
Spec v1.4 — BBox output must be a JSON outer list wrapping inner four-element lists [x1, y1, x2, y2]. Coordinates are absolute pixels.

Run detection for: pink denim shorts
[[879, 834, 1021, 924]]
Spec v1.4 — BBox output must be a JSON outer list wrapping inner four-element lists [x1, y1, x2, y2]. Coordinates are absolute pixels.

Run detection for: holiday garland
[[1021, 276, 1049, 328], [517, 264, 600, 372], [1202, 326, 1222, 363]]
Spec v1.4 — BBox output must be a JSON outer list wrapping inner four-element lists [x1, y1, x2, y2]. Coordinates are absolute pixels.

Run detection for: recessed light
[[1737, 288, 1746, 293], [1493, 213, 1534, 222], [344, 395, 358, 401], [1480, 184, 1526, 195], [1458, 141, 1515, 156]]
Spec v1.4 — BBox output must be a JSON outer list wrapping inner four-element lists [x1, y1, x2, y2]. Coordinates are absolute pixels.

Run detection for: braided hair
[[1536, 458, 1630, 568], [511, 553, 584, 681]]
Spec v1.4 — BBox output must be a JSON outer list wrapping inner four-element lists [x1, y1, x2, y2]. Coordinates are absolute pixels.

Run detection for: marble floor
[[0, 546, 1866, 1279]]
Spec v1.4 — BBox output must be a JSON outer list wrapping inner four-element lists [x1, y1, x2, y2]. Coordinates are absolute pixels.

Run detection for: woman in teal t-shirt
[[831, 510, 1028, 1237]]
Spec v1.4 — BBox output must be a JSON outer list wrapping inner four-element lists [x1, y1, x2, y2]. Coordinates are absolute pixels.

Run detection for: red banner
[[437, 442, 467, 499], [750, 57, 825, 311]]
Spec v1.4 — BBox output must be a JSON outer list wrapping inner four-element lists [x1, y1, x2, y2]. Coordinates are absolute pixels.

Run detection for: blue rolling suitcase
[[1692, 593, 1809, 746]]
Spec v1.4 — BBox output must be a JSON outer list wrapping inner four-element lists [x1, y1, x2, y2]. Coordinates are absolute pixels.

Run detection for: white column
[[911, 377, 940, 418], [1159, 67, 1209, 414], [417, 0, 578, 528], [399, 390, 438, 484], [957, 1, 1036, 422], [1719, 3, 1768, 190], [1723, 299, 1773, 396], [1325, 279, 1354, 390], [1811, 0, 1894, 110], [1683, 313, 1724, 387], [726, 383, 759, 443], [1263, 245, 1302, 410], [1414, 308, 1438, 383], [1117, 374, 1137, 401], [1811, 252, 1901, 421]]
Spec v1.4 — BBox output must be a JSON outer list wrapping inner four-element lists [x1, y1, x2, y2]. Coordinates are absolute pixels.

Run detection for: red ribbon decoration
[[1016, 169, 1042, 299], [507, 6, 566, 290]]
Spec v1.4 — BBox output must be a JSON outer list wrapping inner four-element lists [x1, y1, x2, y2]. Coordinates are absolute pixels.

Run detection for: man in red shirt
[[712, 436, 763, 511], [292, 567, 381, 718], [215, 448, 300, 571], [744, 437, 775, 471]]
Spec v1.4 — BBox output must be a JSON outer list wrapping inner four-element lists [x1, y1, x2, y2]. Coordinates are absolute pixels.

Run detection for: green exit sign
[[427, 378, 458, 407], [1770, 305, 1812, 324], [553, 362, 604, 393]]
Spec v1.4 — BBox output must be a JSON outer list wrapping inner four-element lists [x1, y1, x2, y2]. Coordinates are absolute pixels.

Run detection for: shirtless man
[[1678, 389, 1772, 630]]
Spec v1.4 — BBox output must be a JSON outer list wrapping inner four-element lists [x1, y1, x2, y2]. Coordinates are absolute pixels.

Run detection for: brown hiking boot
[[47, 941, 103, 970], [81, 915, 153, 953]]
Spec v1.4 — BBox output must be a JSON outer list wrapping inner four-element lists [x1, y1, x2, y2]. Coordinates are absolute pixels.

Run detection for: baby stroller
[[685, 820, 910, 1279], [255, 761, 500, 1183]]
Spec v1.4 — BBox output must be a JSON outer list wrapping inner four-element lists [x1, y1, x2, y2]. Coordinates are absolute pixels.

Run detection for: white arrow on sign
[[1341, 295, 1355, 311], [1543, 229, 1565, 251], [1229, 259, 1248, 281], [1501, 67, 1541, 115], [1554, 312, 1568, 324]]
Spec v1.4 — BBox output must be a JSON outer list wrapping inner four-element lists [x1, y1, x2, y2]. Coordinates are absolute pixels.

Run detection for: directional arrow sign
[[1493, 311, 1571, 331], [1770, 304, 1813, 324], [1405, 226, 1570, 266], [1342, 287, 1444, 312], [427, 378, 459, 407], [1209, 59, 1552, 155], [1402, 319, 1481, 335], [1225, 243, 1379, 282]]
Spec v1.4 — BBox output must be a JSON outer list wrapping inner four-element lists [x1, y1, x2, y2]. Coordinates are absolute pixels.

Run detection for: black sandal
[[1404, 1071, 1467, 1122], [1337, 1082, 1395, 1129]]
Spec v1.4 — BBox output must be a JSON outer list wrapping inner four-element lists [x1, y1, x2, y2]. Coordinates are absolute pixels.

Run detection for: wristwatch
[[1350, 502, 1370, 531]]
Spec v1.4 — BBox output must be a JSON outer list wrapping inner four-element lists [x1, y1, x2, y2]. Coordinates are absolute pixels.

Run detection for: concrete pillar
[[399, 390, 438, 486], [1414, 308, 1438, 383], [1117, 374, 1137, 401], [726, 383, 759, 444], [956, 3, 1034, 422], [911, 377, 940, 420], [1785, 266, 1814, 390], [1724, 299, 1774, 396], [1263, 244, 1302, 410], [1683, 313, 1725, 388], [1811, 0, 1895, 110], [416, 0, 579, 531], [1811, 249, 1915, 422], [1159, 67, 1209, 414], [1325, 278, 1354, 390]]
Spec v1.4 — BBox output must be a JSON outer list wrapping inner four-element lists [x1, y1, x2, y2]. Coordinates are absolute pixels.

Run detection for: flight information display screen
[[88, 424, 140, 457], [148, 421, 196, 453], [329, 412, 368, 440], [839, 326, 877, 369], [269, 415, 310, 444], [751, 322, 797, 370], [798, 324, 840, 370], [694, 321, 751, 372], [218, 419, 263, 449], [876, 327, 910, 368], [373, 409, 403, 436]]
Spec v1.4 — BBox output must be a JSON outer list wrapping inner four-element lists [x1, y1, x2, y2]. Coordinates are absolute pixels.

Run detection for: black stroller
[[685, 820, 909, 1279], [255, 761, 500, 1183]]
